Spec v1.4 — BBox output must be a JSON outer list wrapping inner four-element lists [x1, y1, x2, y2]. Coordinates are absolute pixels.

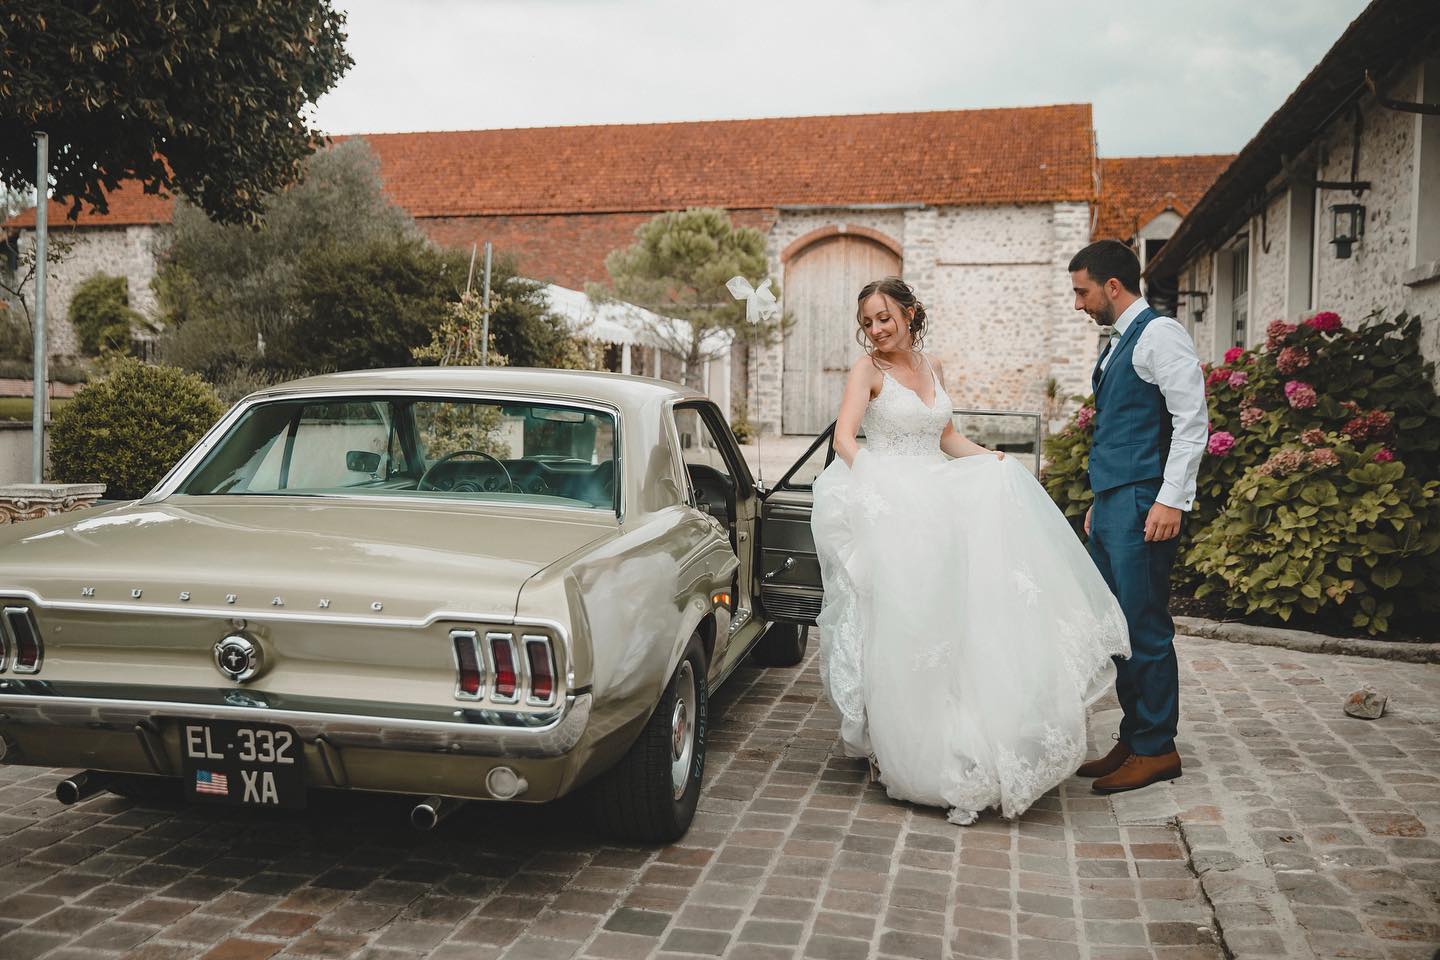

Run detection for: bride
[[812, 277, 1130, 824]]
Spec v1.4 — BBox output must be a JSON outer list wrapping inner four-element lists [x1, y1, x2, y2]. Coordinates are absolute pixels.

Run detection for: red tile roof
[[5, 180, 174, 229], [420, 210, 777, 290], [1094, 155, 1234, 242], [361, 105, 1097, 215], [6, 105, 1096, 230]]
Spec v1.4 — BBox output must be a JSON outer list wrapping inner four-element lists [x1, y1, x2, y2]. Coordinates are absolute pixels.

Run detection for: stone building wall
[[1175, 63, 1440, 379], [1250, 190, 1291, 335], [753, 202, 1097, 433], [1179, 254, 1216, 361], [15, 225, 166, 361]]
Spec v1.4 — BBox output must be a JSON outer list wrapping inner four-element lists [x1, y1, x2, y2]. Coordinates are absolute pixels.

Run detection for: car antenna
[[725, 276, 779, 491]]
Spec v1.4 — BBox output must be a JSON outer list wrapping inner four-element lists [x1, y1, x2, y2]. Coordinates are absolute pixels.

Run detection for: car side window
[[672, 405, 733, 509], [251, 402, 391, 490]]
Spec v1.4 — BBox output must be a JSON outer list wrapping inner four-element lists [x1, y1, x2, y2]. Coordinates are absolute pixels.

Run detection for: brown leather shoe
[[1076, 739, 1133, 778], [1092, 750, 1182, 794]]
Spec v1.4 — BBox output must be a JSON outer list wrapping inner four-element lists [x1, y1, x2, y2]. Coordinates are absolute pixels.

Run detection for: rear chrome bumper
[[0, 679, 591, 759]]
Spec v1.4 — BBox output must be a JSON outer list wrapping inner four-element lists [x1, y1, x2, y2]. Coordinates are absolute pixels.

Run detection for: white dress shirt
[[1097, 298, 1207, 512]]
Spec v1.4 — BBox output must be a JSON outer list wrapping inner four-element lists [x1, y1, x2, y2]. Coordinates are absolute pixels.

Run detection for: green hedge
[[50, 360, 225, 500]]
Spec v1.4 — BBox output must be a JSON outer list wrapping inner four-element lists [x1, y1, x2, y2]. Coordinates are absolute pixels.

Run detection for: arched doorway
[[782, 233, 902, 434]]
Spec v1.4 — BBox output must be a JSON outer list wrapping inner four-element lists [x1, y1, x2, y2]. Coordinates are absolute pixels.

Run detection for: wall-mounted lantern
[[1331, 203, 1366, 259]]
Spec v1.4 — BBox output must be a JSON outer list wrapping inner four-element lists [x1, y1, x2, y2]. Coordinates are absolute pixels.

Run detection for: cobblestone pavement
[[1, 634, 1437, 960]]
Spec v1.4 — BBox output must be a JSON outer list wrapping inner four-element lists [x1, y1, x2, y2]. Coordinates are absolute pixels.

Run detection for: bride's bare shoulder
[[849, 355, 883, 378], [846, 356, 883, 399]]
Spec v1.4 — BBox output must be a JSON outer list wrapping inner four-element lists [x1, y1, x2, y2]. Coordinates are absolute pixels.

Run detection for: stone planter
[[0, 483, 107, 524]]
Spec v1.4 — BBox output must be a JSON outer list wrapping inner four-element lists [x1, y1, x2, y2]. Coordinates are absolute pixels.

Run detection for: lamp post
[[32, 132, 48, 483]]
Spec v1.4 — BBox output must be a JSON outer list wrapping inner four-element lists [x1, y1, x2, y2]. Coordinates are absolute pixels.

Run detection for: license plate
[[179, 719, 306, 809]]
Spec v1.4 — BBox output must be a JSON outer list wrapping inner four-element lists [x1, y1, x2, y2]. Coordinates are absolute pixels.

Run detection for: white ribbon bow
[[726, 276, 778, 325]]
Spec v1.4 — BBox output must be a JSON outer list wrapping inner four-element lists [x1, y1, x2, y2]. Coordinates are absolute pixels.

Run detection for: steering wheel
[[417, 450, 514, 493]]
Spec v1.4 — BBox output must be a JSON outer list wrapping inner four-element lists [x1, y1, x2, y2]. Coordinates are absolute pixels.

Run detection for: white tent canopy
[[541, 284, 733, 354], [539, 283, 733, 416]]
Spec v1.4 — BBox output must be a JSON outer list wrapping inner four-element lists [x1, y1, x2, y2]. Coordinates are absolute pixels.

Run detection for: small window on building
[[1183, 266, 1204, 335], [1286, 184, 1316, 318], [1230, 244, 1250, 348]]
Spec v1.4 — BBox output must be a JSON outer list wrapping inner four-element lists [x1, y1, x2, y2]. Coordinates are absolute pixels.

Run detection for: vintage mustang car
[[0, 368, 830, 841]]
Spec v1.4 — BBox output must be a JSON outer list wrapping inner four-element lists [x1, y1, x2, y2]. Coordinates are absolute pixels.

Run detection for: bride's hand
[[994, 450, 1006, 461]]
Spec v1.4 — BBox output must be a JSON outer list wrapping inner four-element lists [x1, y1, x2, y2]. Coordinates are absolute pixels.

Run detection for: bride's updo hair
[[855, 276, 928, 356]]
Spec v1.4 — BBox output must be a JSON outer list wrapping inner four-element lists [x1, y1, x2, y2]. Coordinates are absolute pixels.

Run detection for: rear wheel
[[590, 635, 707, 842], [751, 621, 808, 667]]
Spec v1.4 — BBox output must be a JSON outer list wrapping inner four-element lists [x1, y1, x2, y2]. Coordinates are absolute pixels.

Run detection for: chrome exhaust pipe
[[410, 794, 464, 831], [56, 770, 111, 805]]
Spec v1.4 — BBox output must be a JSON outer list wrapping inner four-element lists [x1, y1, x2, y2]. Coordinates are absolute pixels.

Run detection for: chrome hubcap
[[670, 660, 696, 799]]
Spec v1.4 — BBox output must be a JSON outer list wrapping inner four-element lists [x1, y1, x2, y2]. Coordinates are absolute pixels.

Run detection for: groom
[[1069, 240, 1206, 794]]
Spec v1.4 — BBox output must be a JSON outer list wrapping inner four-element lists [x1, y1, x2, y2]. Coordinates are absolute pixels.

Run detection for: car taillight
[[451, 629, 482, 699], [525, 636, 555, 704], [489, 633, 518, 701], [2, 607, 41, 674]]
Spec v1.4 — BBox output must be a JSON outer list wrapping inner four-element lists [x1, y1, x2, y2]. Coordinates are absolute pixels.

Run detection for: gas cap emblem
[[214, 633, 263, 683]]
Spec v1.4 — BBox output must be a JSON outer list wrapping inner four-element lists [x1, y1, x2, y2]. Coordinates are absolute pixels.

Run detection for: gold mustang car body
[[0, 368, 825, 841]]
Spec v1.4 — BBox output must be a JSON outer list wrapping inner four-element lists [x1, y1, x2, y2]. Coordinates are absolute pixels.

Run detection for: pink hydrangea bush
[[1284, 380, 1317, 409], [1047, 309, 1440, 635], [1207, 431, 1236, 456]]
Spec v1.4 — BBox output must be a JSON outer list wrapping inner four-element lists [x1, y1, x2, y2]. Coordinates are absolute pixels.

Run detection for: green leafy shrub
[[50, 360, 225, 499], [1041, 398, 1095, 538], [1189, 440, 1440, 634], [67, 274, 151, 355], [1043, 309, 1440, 635]]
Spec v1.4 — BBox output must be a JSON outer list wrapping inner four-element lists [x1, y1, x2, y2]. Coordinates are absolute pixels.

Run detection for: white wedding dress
[[812, 361, 1130, 821]]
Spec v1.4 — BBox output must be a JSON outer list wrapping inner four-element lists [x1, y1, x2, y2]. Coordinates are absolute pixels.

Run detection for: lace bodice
[[861, 359, 952, 456]]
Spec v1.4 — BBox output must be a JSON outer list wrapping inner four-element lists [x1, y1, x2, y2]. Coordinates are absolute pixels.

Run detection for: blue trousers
[[1087, 479, 1180, 756]]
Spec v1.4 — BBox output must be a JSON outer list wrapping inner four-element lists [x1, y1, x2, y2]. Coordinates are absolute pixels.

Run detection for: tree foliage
[[49, 359, 225, 499], [594, 208, 782, 389], [156, 141, 589, 385], [155, 139, 437, 379], [1, 0, 352, 225], [267, 233, 461, 372], [67, 274, 151, 355]]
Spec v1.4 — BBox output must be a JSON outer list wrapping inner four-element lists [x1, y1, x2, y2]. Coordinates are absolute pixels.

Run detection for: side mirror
[[346, 450, 382, 474]]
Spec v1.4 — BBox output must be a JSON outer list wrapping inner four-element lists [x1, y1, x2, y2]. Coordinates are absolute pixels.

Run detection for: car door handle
[[764, 557, 796, 580]]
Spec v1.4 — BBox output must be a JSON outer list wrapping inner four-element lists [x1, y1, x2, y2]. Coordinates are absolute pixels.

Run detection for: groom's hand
[[1144, 503, 1182, 542], [1084, 506, 1092, 536]]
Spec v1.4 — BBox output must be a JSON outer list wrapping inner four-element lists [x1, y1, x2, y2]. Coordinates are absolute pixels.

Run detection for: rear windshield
[[175, 396, 618, 511]]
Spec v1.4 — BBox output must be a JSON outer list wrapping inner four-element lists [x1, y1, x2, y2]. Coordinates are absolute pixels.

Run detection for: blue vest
[[1088, 307, 1172, 494]]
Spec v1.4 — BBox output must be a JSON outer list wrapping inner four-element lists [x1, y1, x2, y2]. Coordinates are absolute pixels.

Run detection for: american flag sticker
[[195, 769, 229, 797]]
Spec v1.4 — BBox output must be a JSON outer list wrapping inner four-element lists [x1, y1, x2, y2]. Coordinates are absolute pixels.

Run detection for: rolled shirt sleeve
[[1133, 317, 1207, 511]]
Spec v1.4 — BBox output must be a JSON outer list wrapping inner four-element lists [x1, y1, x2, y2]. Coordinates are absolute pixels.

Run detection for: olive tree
[[593, 208, 785, 390]]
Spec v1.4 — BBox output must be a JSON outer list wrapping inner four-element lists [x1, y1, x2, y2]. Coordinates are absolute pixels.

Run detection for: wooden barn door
[[782, 236, 902, 434]]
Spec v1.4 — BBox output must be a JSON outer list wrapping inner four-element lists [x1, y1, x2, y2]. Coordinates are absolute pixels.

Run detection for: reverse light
[[1, 606, 41, 674], [451, 629, 483, 700], [489, 632, 518, 701], [525, 636, 555, 704]]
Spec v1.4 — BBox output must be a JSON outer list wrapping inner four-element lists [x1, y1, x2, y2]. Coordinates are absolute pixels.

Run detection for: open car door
[[753, 425, 835, 628]]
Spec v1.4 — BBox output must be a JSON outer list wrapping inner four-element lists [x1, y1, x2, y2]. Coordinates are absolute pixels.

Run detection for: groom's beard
[[1092, 298, 1117, 327]]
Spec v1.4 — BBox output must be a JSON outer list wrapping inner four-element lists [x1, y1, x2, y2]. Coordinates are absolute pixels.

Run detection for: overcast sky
[[310, 0, 1372, 157]]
